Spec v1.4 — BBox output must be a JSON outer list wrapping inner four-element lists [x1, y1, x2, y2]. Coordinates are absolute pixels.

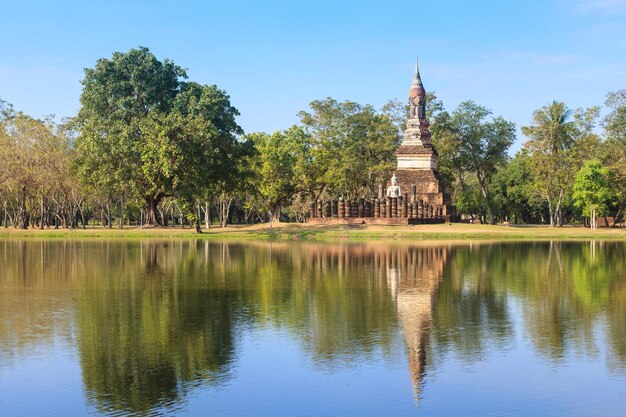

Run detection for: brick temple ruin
[[308, 60, 454, 225]]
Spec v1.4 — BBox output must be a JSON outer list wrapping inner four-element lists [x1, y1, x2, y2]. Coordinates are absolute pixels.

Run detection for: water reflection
[[384, 245, 447, 401], [0, 240, 624, 416]]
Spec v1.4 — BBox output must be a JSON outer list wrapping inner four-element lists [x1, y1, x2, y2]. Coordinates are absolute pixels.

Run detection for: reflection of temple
[[385, 245, 446, 402], [290, 241, 447, 402], [3, 240, 625, 415]]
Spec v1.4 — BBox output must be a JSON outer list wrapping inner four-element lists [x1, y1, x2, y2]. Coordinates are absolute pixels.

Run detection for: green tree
[[573, 160, 614, 229], [0, 98, 14, 122], [0, 113, 78, 229], [73, 47, 242, 227], [522, 101, 577, 227], [454, 179, 487, 221], [491, 151, 545, 224], [248, 127, 306, 225], [437, 101, 515, 224], [298, 98, 399, 199], [431, 109, 463, 201], [602, 91, 626, 223], [604, 90, 626, 146]]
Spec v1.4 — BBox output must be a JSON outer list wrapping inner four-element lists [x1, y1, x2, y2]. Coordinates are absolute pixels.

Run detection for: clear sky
[[2, 0, 625, 152]]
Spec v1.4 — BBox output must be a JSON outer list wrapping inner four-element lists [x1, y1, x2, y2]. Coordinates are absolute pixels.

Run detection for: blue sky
[[2, 0, 625, 151]]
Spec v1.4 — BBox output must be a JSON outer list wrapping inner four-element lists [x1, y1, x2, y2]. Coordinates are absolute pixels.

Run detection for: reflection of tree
[[431, 244, 513, 362], [1, 239, 625, 415], [516, 241, 625, 362], [246, 242, 401, 364], [0, 240, 78, 366], [76, 241, 237, 415], [430, 241, 626, 367]]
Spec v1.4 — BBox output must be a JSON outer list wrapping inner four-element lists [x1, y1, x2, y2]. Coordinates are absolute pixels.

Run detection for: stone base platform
[[307, 217, 445, 225]]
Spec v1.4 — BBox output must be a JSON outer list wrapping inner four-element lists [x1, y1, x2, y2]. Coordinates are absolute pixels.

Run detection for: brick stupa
[[306, 60, 452, 225], [393, 60, 453, 217]]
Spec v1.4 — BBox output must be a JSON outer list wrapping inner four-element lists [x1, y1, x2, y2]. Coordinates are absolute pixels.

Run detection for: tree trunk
[[40, 197, 45, 230], [476, 173, 495, 225], [105, 204, 112, 229], [204, 202, 211, 229], [553, 189, 564, 227], [144, 194, 163, 226], [547, 195, 554, 227], [613, 205, 623, 228], [118, 199, 126, 229], [18, 196, 28, 229], [219, 193, 233, 228], [592, 209, 596, 230], [269, 205, 281, 227]]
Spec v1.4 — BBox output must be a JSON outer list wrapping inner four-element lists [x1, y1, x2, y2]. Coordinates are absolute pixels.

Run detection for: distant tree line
[[1, 47, 624, 229], [431, 97, 625, 226]]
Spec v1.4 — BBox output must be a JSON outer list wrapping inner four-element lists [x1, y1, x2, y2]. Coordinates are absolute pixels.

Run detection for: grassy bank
[[0, 222, 624, 241]]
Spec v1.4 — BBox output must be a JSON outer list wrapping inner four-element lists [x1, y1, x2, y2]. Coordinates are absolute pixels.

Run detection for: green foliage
[[298, 98, 399, 199], [601, 91, 626, 223], [573, 160, 614, 225], [72, 47, 243, 226], [491, 152, 546, 223], [0, 113, 78, 228], [434, 101, 516, 224], [0, 97, 14, 122], [604, 90, 626, 145], [5, 58, 626, 228], [454, 180, 487, 219], [248, 127, 306, 221], [522, 101, 579, 226]]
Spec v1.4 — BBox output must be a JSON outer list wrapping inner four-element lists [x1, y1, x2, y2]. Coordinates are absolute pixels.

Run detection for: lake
[[0, 239, 624, 416]]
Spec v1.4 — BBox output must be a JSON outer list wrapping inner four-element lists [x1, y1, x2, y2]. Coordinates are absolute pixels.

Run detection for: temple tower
[[393, 59, 453, 216]]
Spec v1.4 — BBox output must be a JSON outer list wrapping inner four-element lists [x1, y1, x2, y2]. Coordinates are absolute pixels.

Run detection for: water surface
[[0, 240, 624, 416]]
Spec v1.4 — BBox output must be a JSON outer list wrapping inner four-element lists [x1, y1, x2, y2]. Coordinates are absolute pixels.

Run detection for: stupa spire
[[409, 57, 425, 97], [413, 58, 422, 84]]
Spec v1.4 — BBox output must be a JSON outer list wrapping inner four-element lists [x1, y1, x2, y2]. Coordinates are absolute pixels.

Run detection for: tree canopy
[[521, 101, 577, 226], [72, 47, 244, 227], [573, 160, 614, 229], [297, 98, 399, 199], [2, 54, 625, 229], [433, 101, 515, 224]]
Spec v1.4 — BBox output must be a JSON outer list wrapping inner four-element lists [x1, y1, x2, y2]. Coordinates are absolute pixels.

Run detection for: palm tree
[[522, 101, 577, 227]]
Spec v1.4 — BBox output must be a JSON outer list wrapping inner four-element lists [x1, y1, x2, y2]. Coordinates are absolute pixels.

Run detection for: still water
[[0, 240, 624, 416]]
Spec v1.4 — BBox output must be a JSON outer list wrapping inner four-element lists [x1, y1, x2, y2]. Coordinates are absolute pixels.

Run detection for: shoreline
[[0, 223, 624, 241]]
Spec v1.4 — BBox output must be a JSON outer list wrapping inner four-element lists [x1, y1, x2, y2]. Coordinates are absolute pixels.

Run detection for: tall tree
[[298, 98, 399, 199], [492, 151, 545, 224], [438, 101, 515, 224], [602, 91, 626, 223], [573, 160, 614, 229], [522, 101, 577, 227], [0, 114, 77, 229], [603, 90, 626, 146], [73, 47, 242, 227], [248, 127, 305, 225]]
